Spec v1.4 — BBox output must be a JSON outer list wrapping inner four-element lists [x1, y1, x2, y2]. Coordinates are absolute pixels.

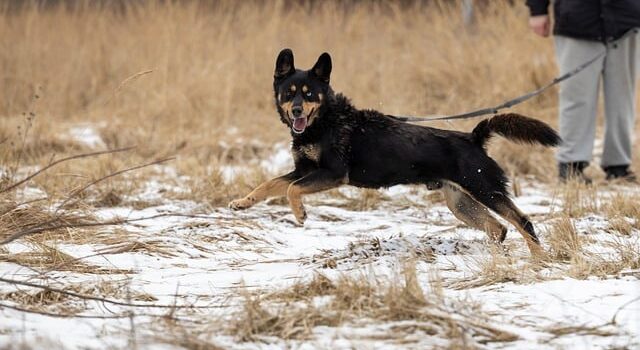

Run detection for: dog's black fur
[[229, 49, 561, 256]]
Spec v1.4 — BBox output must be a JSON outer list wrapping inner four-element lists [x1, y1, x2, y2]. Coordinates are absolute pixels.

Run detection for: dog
[[229, 49, 561, 256]]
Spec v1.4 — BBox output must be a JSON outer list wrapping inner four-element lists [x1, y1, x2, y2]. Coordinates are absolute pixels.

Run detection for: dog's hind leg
[[442, 182, 507, 243], [476, 192, 545, 258], [449, 152, 544, 257], [229, 171, 298, 210]]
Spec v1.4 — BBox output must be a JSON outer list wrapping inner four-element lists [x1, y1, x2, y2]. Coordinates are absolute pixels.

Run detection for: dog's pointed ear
[[274, 48, 295, 80], [311, 52, 332, 83]]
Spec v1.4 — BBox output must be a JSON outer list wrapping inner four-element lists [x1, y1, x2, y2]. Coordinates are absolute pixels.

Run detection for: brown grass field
[[1, 1, 639, 349], [1, 0, 638, 188]]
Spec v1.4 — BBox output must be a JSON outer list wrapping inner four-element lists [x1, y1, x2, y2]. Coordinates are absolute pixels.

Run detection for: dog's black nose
[[292, 106, 303, 118]]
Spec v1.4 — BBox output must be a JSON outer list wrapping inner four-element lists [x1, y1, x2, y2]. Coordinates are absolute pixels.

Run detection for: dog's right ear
[[274, 48, 295, 80]]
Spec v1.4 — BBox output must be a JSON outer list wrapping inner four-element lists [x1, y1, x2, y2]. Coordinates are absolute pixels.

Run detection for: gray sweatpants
[[554, 32, 638, 167]]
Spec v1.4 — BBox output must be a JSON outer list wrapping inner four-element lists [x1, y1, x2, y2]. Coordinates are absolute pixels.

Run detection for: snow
[[1, 148, 639, 349], [221, 142, 293, 182], [67, 125, 106, 149]]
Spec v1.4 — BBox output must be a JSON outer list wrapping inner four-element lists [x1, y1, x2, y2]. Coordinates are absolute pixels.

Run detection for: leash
[[392, 29, 639, 123], [394, 51, 604, 122]]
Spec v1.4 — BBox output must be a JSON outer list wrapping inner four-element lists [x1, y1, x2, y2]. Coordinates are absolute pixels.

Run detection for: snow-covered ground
[[0, 144, 639, 349]]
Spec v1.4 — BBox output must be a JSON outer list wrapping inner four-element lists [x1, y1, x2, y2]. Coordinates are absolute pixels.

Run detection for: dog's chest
[[296, 143, 321, 163]]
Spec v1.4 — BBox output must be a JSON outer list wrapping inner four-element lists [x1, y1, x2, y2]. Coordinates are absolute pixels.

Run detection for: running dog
[[229, 49, 561, 256]]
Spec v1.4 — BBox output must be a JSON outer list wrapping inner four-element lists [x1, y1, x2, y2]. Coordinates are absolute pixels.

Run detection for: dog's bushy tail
[[471, 113, 561, 148]]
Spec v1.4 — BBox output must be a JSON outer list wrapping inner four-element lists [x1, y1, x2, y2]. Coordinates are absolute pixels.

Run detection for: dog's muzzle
[[291, 106, 308, 134]]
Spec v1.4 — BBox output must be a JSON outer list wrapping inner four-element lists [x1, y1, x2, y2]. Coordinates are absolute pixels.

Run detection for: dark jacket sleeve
[[526, 0, 550, 16]]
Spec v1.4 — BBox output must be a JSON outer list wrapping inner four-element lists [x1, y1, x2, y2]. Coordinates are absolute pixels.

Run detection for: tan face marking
[[302, 101, 322, 125], [290, 85, 296, 92], [302, 85, 308, 93], [278, 92, 322, 131], [280, 101, 294, 121]]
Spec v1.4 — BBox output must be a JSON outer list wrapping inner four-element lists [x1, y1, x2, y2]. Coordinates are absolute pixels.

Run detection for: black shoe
[[603, 165, 637, 183], [558, 161, 592, 184]]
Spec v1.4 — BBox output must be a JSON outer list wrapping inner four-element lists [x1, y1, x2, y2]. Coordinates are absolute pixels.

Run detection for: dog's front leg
[[287, 169, 347, 224], [228, 171, 299, 210]]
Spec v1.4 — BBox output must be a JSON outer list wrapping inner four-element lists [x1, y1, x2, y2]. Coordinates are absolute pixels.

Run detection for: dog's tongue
[[293, 117, 307, 133]]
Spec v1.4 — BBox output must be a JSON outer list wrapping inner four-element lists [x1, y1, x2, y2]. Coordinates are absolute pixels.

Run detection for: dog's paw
[[228, 197, 254, 210], [292, 204, 307, 225]]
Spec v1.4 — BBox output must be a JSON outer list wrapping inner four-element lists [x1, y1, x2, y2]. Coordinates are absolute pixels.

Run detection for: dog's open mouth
[[292, 116, 307, 134], [292, 108, 316, 134]]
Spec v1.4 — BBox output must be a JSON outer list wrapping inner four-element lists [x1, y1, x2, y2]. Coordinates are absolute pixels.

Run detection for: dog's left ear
[[311, 52, 332, 83]]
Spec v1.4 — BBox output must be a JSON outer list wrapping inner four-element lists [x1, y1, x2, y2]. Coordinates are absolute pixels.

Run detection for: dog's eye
[[305, 91, 312, 97]]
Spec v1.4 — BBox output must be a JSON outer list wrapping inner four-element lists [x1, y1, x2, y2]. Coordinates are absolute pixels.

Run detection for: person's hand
[[529, 15, 550, 37]]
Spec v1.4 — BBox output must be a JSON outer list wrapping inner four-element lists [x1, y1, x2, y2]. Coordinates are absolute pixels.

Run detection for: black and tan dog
[[229, 49, 560, 256]]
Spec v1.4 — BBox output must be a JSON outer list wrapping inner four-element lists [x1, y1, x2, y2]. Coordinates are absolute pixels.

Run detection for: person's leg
[[554, 36, 605, 178], [601, 32, 638, 175]]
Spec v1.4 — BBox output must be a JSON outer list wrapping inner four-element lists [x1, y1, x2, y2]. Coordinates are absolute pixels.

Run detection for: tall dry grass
[[0, 0, 566, 183], [229, 263, 519, 346], [1, 4, 639, 347]]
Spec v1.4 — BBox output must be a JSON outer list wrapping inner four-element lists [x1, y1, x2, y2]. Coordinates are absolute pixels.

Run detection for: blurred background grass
[[0, 0, 634, 194]]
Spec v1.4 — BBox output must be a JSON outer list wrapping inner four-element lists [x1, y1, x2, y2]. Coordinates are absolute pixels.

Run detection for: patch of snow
[[260, 143, 293, 175], [16, 186, 47, 201], [1, 172, 639, 349], [220, 165, 245, 183], [67, 125, 105, 149]]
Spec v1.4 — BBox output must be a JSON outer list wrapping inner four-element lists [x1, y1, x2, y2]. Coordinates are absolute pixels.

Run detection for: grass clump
[[229, 262, 519, 346]]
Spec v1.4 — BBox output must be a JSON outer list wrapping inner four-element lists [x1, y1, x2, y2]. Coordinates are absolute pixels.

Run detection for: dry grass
[[1, 0, 636, 216], [553, 180, 640, 223], [451, 216, 640, 287], [1, 1, 638, 205], [331, 188, 391, 211], [0, 166, 144, 273], [606, 216, 634, 236], [450, 245, 542, 289], [153, 328, 226, 350], [0, 278, 157, 318], [555, 181, 600, 218], [546, 216, 582, 262], [570, 238, 640, 279], [0, 2, 639, 347], [0, 199, 91, 240], [309, 235, 437, 270], [603, 193, 640, 234], [449, 209, 640, 287], [0, 0, 567, 189], [229, 262, 518, 346], [170, 167, 266, 207], [544, 324, 619, 340], [96, 239, 178, 258], [543, 216, 640, 279], [0, 241, 131, 274], [604, 238, 640, 270]]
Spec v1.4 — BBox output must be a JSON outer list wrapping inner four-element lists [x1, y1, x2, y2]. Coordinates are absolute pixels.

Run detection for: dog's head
[[273, 49, 332, 135]]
